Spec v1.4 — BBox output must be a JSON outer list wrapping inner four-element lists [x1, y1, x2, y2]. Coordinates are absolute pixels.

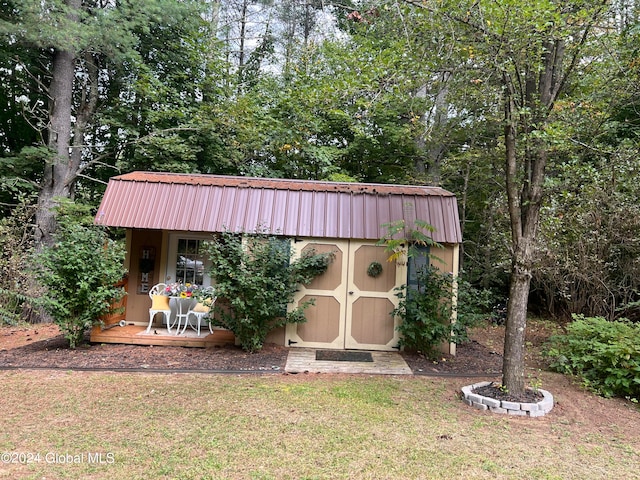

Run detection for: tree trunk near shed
[[35, 46, 76, 245], [34, 0, 83, 246], [502, 239, 536, 395]]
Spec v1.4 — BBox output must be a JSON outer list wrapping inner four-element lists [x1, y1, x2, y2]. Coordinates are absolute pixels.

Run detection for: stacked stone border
[[461, 381, 554, 417]]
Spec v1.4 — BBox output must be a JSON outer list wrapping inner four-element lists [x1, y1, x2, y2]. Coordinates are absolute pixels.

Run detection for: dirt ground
[[1, 319, 639, 445]]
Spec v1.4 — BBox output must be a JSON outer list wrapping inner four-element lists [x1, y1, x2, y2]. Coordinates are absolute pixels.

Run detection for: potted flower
[[163, 282, 199, 298]]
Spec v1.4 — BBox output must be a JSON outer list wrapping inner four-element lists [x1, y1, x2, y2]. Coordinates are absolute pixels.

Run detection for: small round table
[[167, 297, 196, 334]]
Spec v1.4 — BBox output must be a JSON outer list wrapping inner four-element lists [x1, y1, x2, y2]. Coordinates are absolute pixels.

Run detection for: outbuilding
[[92, 171, 462, 353]]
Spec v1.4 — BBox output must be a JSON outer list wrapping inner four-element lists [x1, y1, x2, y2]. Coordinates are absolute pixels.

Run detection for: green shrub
[[456, 275, 497, 326], [0, 197, 41, 325], [203, 231, 334, 353], [544, 315, 640, 401], [34, 204, 127, 348], [394, 266, 482, 358]]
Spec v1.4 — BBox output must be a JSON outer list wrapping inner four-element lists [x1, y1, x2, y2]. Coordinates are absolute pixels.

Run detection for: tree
[[0, 196, 39, 324], [530, 2, 640, 320], [402, 0, 612, 395], [1, 0, 208, 244], [0, 4, 44, 210], [251, 6, 446, 183], [535, 156, 640, 320]]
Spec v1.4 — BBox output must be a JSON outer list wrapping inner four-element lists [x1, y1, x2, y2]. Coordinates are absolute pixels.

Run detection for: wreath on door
[[367, 261, 383, 278]]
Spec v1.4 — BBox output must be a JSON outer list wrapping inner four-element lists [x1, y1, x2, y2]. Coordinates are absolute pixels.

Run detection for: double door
[[285, 239, 406, 351]]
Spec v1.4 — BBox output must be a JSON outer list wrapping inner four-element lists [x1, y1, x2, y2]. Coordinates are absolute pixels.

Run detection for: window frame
[[166, 233, 214, 287]]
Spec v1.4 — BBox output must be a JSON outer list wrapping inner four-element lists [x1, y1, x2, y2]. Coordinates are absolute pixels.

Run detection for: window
[[407, 245, 430, 291], [167, 235, 211, 287], [175, 239, 205, 285]]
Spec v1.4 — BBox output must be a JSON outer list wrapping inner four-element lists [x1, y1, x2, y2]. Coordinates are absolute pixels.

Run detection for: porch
[[90, 324, 235, 348]]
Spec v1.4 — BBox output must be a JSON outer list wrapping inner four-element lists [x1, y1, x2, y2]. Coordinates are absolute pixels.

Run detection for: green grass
[[0, 372, 638, 479]]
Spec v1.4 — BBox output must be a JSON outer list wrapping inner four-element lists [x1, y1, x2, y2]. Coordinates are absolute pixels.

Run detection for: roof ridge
[[116, 171, 454, 196]]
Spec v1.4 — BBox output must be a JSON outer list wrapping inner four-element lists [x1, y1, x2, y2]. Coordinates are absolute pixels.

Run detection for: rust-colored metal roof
[[95, 172, 462, 243]]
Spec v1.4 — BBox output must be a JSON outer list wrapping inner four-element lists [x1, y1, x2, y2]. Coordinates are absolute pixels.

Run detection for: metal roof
[[95, 172, 462, 243]]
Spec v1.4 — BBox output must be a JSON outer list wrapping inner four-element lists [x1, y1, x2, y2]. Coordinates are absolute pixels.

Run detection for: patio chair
[[181, 295, 217, 336], [147, 283, 172, 333]]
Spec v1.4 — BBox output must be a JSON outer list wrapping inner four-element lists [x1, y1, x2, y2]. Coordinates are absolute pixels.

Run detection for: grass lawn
[[0, 370, 638, 479]]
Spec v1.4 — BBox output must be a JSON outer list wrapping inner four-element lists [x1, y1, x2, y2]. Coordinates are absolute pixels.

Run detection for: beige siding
[[430, 243, 459, 275]]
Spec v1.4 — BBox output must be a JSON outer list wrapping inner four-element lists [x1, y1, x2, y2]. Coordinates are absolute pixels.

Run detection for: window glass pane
[[407, 245, 430, 289], [186, 239, 198, 255], [175, 239, 205, 285]]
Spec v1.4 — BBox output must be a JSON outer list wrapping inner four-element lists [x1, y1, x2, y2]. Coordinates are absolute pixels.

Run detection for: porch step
[[285, 348, 412, 375]]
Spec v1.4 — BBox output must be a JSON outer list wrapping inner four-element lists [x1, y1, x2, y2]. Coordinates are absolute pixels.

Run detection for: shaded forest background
[[1, 0, 639, 325]]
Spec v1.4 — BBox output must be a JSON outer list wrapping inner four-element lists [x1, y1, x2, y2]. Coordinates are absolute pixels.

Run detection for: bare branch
[[75, 173, 108, 185], [13, 56, 52, 99]]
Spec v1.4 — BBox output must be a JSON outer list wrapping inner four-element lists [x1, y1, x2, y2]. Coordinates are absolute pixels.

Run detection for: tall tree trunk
[[236, 0, 249, 92], [502, 240, 536, 393], [34, 0, 80, 245], [457, 158, 472, 273], [202, 1, 221, 103], [414, 71, 450, 184], [35, 48, 76, 244], [70, 52, 100, 190], [502, 78, 546, 395], [426, 71, 450, 185]]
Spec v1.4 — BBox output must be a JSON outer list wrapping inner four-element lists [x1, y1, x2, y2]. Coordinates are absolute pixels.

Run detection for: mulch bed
[[401, 339, 502, 376], [0, 329, 503, 376], [473, 382, 544, 403], [0, 335, 287, 372]]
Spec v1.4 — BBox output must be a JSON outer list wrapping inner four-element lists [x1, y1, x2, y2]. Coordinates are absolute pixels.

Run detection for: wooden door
[[286, 239, 406, 351], [344, 242, 404, 350], [286, 240, 349, 349]]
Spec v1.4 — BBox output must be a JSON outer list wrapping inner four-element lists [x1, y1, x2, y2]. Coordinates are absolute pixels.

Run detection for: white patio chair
[[181, 294, 217, 336], [147, 283, 172, 333]]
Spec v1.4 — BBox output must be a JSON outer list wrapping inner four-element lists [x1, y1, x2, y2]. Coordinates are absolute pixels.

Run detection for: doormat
[[315, 350, 374, 362]]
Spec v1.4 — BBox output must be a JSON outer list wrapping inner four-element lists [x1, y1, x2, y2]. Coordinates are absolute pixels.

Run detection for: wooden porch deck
[[90, 324, 236, 348]]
